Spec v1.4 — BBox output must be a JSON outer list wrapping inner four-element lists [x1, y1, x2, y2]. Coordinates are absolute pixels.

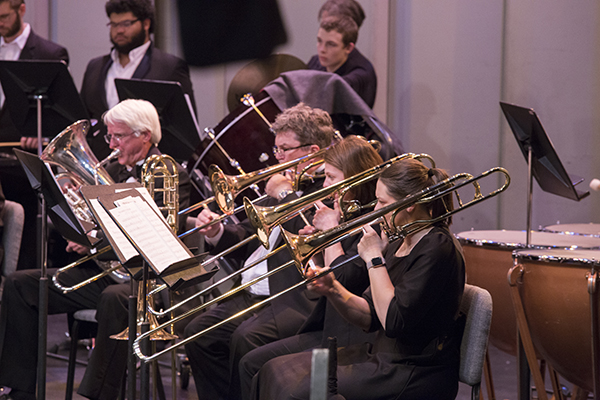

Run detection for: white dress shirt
[[105, 40, 151, 109], [0, 23, 30, 107]]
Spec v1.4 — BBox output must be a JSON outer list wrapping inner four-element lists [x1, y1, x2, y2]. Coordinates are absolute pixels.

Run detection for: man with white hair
[[0, 99, 190, 400]]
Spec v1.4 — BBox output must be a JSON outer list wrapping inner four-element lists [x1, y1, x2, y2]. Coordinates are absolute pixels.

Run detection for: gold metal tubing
[[135, 257, 295, 362], [282, 167, 511, 274], [52, 245, 117, 293], [244, 152, 427, 250], [178, 196, 215, 216], [147, 242, 287, 318], [133, 166, 511, 363], [209, 145, 333, 215]]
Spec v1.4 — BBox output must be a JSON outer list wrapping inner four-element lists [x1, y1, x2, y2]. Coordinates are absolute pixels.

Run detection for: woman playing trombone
[[250, 158, 466, 400], [236, 135, 383, 399]]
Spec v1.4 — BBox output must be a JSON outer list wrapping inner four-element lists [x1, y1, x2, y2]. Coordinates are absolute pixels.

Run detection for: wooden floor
[[42, 313, 564, 400]]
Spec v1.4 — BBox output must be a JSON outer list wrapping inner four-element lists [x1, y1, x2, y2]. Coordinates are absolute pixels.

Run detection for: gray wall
[[25, 0, 600, 233]]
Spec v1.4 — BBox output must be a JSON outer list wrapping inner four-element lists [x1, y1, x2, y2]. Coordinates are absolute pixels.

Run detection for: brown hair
[[324, 135, 382, 206], [320, 16, 358, 47], [379, 158, 454, 226], [318, 0, 365, 28], [271, 102, 335, 150]]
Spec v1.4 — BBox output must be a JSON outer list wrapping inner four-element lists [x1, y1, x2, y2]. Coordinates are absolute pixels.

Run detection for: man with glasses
[[187, 102, 334, 400], [80, 0, 195, 160], [0, 99, 190, 400]]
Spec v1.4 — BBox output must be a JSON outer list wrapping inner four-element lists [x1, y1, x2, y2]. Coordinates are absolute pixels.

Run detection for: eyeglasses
[[107, 18, 139, 29], [272, 144, 312, 156], [104, 131, 138, 144]]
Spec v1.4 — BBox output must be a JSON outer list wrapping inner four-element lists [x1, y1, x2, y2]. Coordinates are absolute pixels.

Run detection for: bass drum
[[187, 91, 281, 200], [512, 248, 600, 392], [456, 230, 600, 356], [543, 222, 600, 238]]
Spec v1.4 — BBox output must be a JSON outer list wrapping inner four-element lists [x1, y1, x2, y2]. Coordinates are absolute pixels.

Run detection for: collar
[[1, 22, 30, 48], [110, 39, 151, 67]]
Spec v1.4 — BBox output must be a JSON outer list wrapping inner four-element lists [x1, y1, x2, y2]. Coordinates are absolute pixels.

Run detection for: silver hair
[[103, 99, 161, 144]]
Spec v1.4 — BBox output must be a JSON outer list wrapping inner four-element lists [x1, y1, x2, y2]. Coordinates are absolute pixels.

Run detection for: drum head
[[543, 223, 600, 238]]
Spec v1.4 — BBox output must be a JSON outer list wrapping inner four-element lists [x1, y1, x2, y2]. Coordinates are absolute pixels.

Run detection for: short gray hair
[[103, 99, 161, 144]]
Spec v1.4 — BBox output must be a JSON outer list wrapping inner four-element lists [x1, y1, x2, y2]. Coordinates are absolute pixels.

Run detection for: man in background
[[0, 0, 69, 271], [80, 0, 195, 160], [307, 1, 377, 108]]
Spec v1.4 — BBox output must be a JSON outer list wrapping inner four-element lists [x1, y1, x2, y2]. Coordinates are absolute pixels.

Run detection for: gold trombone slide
[[146, 152, 434, 315], [133, 166, 510, 363]]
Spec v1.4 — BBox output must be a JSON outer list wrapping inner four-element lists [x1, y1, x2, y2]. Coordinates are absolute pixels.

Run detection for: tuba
[[45, 120, 128, 287]]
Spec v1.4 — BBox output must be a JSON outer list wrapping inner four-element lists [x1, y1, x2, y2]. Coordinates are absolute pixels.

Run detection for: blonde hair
[[271, 102, 334, 150]]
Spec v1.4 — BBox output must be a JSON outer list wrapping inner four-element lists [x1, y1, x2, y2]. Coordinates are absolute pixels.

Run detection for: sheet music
[[110, 196, 189, 273], [89, 198, 139, 261]]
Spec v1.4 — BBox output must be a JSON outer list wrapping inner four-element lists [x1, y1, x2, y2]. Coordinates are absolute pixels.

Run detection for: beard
[[110, 27, 146, 55], [2, 15, 21, 39]]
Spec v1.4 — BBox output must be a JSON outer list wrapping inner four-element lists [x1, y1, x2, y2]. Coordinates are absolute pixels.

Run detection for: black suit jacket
[[0, 30, 69, 142], [209, 178, 324, 338], [307, 48, 377, 108], [80, 43, 195, 160]]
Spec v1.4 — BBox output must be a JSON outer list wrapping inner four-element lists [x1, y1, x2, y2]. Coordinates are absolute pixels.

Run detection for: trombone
[[133, 166, 510, 363], [244, 153, 435, 249], [145, 152, 434, 316]]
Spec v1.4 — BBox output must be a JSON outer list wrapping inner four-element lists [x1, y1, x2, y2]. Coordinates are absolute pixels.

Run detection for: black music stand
[[0, 60, 88, 400], [500, 101, 590, 400], [115, 78, 201, 163]]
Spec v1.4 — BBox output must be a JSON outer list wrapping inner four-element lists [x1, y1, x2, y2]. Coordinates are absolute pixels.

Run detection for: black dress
[[252, 226, 465, 400]]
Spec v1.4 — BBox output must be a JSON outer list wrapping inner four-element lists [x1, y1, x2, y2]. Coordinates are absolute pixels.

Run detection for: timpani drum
[[543, 223, 600, 238], [456, 230, 600, 356], [512, 248, 600, 392]]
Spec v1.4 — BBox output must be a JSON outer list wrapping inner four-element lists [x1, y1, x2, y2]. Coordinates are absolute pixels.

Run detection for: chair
[[459, 284, 493, 400], [0, 200, 25, 297], [65, 309, 98, 400]]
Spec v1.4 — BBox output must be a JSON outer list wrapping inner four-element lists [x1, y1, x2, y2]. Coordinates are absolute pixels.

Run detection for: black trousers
[[184, 290, 280, 400], [238, 331, 322, 400], [0, 264, 129, 400]]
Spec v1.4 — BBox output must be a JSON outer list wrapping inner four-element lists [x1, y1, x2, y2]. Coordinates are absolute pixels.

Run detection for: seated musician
[[0, 99, 190, 400], [237, 135, 383, 399], [250, 158, 466, 400], [186, 102, 334, 400]]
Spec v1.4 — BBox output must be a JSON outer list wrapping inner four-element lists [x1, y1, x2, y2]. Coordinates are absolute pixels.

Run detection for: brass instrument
[[146, 152, 429, 316], [133, 166, 510, 363], [244, 153, 434, 249], [45, 121, 129, 291], [111, 153, 181, 342]]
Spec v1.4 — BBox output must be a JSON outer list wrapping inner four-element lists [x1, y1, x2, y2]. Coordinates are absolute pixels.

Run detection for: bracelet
[[278, 188, 294, 201]]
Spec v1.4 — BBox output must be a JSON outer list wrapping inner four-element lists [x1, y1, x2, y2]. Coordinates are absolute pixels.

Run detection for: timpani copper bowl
[[455, 230, 600, 356], [543, 223, 600, 238], [511, 248, 600, 392]]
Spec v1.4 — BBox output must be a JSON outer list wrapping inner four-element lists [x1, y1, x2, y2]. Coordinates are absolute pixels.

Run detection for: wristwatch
[[367, 256, 385, 270]]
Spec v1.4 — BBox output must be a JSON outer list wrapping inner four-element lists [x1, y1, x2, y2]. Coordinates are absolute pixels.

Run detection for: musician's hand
[[311, 200, 341, 231], [20, 137, 39, 151], [357, 224, 386, 262], [66, 240, 91, 255], [196, 208, 222, 238], [298, 225, 317, 235], [265, 174, 293, 200], [306, 265, 335, 296]]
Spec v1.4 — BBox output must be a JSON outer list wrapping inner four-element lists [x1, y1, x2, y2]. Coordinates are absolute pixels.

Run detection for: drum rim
[[455, 230, 600, 250], [512, 248, 600, 265]]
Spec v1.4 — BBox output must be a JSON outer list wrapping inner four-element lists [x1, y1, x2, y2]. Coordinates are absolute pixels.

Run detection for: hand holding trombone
[[133, 159, 510, 363]]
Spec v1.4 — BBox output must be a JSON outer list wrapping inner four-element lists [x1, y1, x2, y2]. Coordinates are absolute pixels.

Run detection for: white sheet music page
[[89, 198, 139, 261], [110, 196, 189, 273]]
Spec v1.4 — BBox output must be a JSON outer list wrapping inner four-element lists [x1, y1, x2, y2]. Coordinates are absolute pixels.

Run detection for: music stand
[[500, 101, 590, 400], [115, 78, 201, 163]]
